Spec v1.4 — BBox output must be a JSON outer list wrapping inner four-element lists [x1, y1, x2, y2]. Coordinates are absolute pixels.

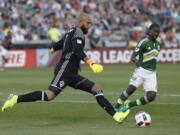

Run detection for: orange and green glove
[[86, 59, 103, 73]]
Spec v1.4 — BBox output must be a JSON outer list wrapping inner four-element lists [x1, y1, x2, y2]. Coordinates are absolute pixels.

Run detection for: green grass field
[[0, 64, 180, 135]]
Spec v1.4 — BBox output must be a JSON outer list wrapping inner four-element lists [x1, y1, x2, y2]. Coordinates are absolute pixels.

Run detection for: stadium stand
[[0, 0, 180, 48]]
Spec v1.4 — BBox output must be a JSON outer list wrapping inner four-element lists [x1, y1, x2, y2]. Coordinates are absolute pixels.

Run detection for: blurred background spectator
[[0, 0, 179, 48], [89, 22, 103, 49], [47, 12, 61, 42]]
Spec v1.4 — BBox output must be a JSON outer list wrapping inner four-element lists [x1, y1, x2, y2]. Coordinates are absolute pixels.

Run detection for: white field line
[[1, 91, 180, 97], [50, 100, 180, 105], [0, 91, 180, 105], [53, 92, 180, 105], [0, 99, 179, 105], [68, 92, 180, 97]]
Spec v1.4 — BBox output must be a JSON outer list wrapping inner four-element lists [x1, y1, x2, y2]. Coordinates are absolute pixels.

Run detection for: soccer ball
[[135, 111, 151, 127]]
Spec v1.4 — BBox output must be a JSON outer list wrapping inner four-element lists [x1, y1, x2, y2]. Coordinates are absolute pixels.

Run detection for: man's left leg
[[121, 91, 157, 112]]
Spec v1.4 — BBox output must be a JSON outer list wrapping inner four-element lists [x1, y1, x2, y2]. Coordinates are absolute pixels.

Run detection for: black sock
[[96, 95, 115, 116], [17, 91, 48, 103]]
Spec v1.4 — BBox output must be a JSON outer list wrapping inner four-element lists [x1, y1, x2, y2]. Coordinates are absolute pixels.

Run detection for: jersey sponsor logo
[[144, 49, 159, 56], [77, 39, 82, 44], [143, 49, 159, 62]]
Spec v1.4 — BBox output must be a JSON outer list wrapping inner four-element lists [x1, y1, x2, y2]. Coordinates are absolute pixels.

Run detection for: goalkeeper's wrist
[[85, 59, 94, 65]]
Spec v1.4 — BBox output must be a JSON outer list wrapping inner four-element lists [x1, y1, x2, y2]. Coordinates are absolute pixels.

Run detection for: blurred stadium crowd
[[0, 0, 180, 48]]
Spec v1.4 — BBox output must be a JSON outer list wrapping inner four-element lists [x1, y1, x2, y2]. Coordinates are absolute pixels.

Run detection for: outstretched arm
[[72, 38, 103, 73], [50, 38, 64, 53]]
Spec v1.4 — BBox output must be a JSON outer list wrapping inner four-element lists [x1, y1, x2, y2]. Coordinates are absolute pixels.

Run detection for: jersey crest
[[77, 39, 82, 44]]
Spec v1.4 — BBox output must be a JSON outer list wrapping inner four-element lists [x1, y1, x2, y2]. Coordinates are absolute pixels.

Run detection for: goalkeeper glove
[[86, 59, 103, 73]]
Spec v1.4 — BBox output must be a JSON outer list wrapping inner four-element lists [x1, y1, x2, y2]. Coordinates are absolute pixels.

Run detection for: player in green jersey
[[114, 23, 161, 114]]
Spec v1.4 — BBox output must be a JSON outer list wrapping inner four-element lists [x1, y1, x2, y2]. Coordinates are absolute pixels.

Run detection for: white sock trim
[[144, 95, 149, 103], [123, 91, 129, 98], [95, 93, 104, 97], [136, 99, 141, 105], [41, 91, 44, 101], [117, 98, 123, 104]]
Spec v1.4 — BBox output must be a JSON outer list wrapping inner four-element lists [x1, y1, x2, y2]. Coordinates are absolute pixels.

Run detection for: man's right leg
[[1, 90, 56, 112], [70, 75, 130, 123], [91, 84, 131, 123], [114, 85, 136, 112]]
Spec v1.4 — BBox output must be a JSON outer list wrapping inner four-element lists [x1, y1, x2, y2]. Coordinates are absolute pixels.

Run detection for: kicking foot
[[1, 94, 18, 112], [121, 99, 130, 112], [113, 109, 130, 123]]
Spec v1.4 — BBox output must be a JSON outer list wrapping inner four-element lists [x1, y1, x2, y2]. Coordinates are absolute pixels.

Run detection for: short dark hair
[[149, 23, 160, 30]]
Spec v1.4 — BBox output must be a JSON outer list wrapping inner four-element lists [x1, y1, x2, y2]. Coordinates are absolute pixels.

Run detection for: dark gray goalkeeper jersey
[[134, 37, 161, 71], [51, 27, 87, 74], [48, 27, 95, 95]]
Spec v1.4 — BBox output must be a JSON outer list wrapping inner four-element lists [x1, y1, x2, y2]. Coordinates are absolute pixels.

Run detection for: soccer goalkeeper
[[1, 13, 129, 123]]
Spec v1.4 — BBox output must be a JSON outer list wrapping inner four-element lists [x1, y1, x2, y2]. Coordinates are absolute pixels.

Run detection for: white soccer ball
[[135, 111, 151, 127]]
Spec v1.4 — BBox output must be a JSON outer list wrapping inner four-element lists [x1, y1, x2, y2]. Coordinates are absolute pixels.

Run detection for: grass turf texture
[[0, 64, 180, 135]]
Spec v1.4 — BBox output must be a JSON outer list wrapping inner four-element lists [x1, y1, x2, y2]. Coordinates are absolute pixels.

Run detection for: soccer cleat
[[121, 99, 130, 112], [1, 94, 18, 112], [113, 109, 130, 123], [114, 98, 123, 112], [114, 103, 121, 112]]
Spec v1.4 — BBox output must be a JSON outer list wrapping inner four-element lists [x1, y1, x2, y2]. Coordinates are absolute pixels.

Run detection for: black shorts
[[48, 73, 95, 95]]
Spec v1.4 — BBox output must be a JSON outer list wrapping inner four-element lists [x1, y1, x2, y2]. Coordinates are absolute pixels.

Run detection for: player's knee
[[91, 84, 103, 96], [147, 91, 156, 102], [47, 90, 57, 101], [94, 89, 104, 97], [127, 85, 137, 95]]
